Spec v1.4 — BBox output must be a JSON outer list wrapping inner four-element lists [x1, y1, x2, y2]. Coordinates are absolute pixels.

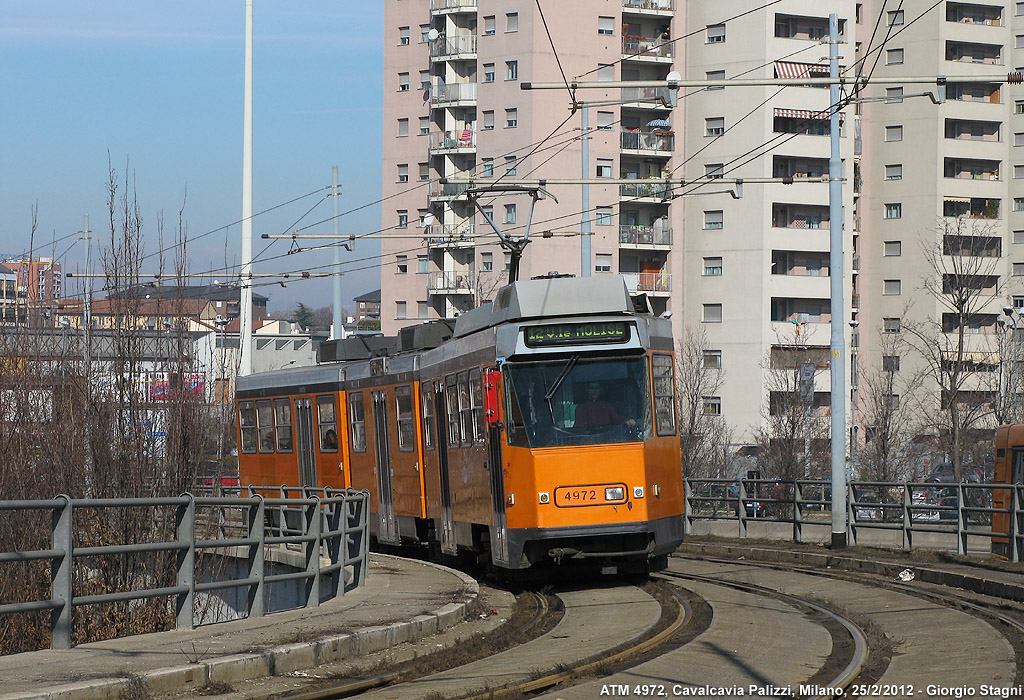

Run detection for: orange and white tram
[[236, 275, 685, 573]]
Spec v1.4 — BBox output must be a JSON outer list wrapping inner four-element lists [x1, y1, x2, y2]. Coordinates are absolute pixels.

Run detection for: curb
[[678, 543, 1024, 602], [2, 555, 479, 700]]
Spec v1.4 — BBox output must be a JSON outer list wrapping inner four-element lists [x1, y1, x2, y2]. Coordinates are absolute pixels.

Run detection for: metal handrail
[[0, 488, 370, 649]]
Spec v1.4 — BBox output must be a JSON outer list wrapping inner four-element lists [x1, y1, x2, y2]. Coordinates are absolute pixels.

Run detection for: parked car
[[727, 485, 767, 518]]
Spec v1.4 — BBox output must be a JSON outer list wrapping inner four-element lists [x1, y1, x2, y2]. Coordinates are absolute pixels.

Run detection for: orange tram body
[[992, 425, 1024, 560], [236, 276, 685, 574]]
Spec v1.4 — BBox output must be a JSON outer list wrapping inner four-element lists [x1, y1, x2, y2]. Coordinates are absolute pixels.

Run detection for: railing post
[[902, 481, 912, 550], [956, 482, 966, 556], [304, 495, 321, 608], [324, 490, 343, 597], [247, 495, 265, 617], [50, 495, 73, 650], [737, 479, 747, 538], [683, 479, 692, 536], [1011, 484, 1020, 563], [793, 480, 803, 543], [175, 493, 196, 630], [351, 490, 369, 587]]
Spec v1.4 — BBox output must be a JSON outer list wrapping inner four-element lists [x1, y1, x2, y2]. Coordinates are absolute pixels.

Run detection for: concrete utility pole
[[580, 107, 591, 277], [239, 0, 254, 377], [331, 166, 344, 339]]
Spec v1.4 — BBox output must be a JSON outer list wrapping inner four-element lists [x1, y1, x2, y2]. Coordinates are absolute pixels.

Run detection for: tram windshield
[[504, 355, 650, 448]]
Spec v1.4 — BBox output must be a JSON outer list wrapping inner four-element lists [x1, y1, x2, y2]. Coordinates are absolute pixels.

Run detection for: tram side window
[[396, 385, 415, 451], [239, 401, 258, 453], [348, 391, 366, 452], [458, 372, 473, 445], [256, 399, 275, 453], [445, 375, 461, 446], [317, 395, 338, 452], [652, 354, 677, 436], [273, 398, 293, 452], [421, 381, 435, 450], [469, 368, 485, 443]]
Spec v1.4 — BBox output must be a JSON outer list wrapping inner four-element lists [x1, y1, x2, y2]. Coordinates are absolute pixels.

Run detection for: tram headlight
[[605, 486, 625, 501]]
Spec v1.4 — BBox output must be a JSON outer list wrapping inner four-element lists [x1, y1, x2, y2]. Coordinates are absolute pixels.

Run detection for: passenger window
[[348, 391, 366, 453], [396, 385, 415, 451], [273, 398, 293, 452], [458, 372, 472, 445], [445, 375, 461, 446], [469, 368, 485, 443], [256, 399, 275, 453], [317, 395, 338, 452], [238, 401, 257, 454], [652, 354, 677, 436], [421, 381, 435, 450]]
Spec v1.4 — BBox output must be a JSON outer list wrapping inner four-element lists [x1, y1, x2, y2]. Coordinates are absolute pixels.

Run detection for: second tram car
[[236, 275, 685, 573], [993, 424, 1024, 560]]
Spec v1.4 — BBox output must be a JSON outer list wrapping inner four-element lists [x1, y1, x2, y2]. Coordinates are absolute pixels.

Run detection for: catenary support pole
[[580, 106, 591, 277], [239, 0, 254, 377], [332, 165, 343, 339]]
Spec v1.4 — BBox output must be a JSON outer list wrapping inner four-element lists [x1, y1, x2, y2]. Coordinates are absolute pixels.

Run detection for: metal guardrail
[[684, 478, 1022, 561], [0, 487, 370, 649]]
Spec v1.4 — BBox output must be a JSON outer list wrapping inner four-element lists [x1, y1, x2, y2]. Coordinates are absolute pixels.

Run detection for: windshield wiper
[[542, 355, 579, 422]]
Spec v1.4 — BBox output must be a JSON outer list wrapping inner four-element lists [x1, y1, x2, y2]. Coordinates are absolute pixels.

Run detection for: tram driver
[[574, 382, 636, 429]]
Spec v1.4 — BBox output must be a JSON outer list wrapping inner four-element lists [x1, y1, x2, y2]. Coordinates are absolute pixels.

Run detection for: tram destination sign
[[524, 321, 631, 348]]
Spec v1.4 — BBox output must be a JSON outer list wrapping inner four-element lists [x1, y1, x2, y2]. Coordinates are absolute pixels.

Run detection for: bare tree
[[903, 218, 1002, 480], [676, 327, 732, 478]]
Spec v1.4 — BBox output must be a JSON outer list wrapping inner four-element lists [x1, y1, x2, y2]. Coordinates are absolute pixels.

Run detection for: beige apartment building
[[382, 0, 1024, 461]]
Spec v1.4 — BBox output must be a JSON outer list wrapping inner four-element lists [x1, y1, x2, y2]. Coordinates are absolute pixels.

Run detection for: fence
[[0, 487, 369, 649], [684, 478, 1022, 561]]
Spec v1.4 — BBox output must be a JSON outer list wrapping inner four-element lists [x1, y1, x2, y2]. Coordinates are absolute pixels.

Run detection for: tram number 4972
[[562, 489, 596, 502]]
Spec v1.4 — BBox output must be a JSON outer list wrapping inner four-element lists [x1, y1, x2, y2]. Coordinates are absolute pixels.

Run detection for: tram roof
[[237, 364, 345, 393]]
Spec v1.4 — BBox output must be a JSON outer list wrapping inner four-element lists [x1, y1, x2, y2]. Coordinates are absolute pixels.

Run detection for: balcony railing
[[619, 225, 672, 246], [429, 129, 476, 150], [428, 271, 475, 293], [622, 36, 673, 59], [623, 0, 674, 11], [431, 0, 477, 11], [431, 82, 477, 105], [429, 182, 472, 198], [773, 217, 829, 229], [619, 182, 671, 199], [623, 271, 672, 293], [430, 35, 478, 59], [620, 86, 672, 105], [620, 128, 674, 152], [426, 224, 475, 247]]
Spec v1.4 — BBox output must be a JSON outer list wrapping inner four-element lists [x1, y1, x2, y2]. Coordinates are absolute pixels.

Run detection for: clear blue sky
[[0, 1, 383, 315]]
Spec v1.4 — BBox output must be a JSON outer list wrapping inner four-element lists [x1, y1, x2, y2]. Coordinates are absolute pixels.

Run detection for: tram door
[[483, 369, 509, 566], [435, 381, 456, 555], [372, 391, 399, 544], [294, 398, 318, 488]]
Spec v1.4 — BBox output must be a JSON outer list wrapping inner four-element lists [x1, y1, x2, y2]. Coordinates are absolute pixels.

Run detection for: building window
[[703, 350, 722, 369], [885, 164, 902, 180], [505, 203, 517, 223], [1014, 263, 1024, 276], [504, 12, 519, 33], [397, 118, 409, 137], [481, 252, 493, 271], [597, 64, 614, 81], [397, 210, 409, 228], [1015, 198, 1024, 212], [505, 108, 518, 128], [484, 15, 495, 35], [506, 61, 518, 80], [886, 87, 903, 103], [598, 16, 614, 35], [596, 158, 613, 178], [399, 26, 410, 45], [702, 397, 722, 415], [396, 301, 407, 319], [1016, 133, 1024, 147], [883, 279, 901, 295], [704, 210, 724, 229], [888, 10, 904, 25], [883, 355, 901, 372], [595, 253, 612, 273], [886, 48, 904, 65], [505, 156, 517, 175], [703, 257, 723, 276], [597, 111, 614, 129], [482, 158, 494, 177], [884, 317, 902, 333], [884, 203, 902, 219], [419, 116, 430, 135], [418, 301, 428, 319], [1017, 101, 1024, 114], [595, 207, 613, 225], [885, 125, 902, 141], [420, 24, 431, 43], [482, 205, 493, 222], [396, 255, 408, 274], [706, 117, 725, 136], [706, 70, 725, 90], [419, 162, 429, 181], [703, 303, 723, 323], [1018, 2, 1024, 16], [419, 70, 430, 91], [417, 255, 428, 274], [884, 241, 902, 256], [483, 111, 494, 130], [1015, 296, 1024, 309], [504, 252, 512, 271], [483, 63, 495, 82], [398, 72, 409, 91], [397, 164, 408, 182], [706, 24, 725, 43], [705, 163, 724, 179], [1014, 230, 1024, 244]]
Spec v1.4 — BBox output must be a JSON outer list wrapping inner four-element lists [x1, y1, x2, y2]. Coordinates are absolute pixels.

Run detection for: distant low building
[[353, 289, 381, 322]]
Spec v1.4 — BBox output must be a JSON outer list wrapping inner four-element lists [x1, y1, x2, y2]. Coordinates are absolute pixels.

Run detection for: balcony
[[619, 182, 671, 200], [948, 83, 1000, 103], [431, 81, 477, 106], [430, 35, 478, 60], [943, 158, 1000, 181], [945, 41, 1001, 64], [944, 118, 1000, 142], [622, 0, 674, 14], [622, 35, 673, 60], [429, 181, 472, 200], [620, 128, 674, 153], [946, 3, 1001, 26], [619, 225, 672, 247], [620, 86, 673, 106], [428, 271, 475, 294], [942, 197, 1000, 219], [774, 15, 845, 41], [942, 234, 1001, 258], [426, 224, 476, 249], [429, 129, 476, 153], [623, 271, 671, 295], [430, 0, 477, 13], [772, 204, 830, 229]]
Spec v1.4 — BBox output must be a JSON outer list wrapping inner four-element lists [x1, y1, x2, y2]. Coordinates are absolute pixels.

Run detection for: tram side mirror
[[483, 368, 502, 427]]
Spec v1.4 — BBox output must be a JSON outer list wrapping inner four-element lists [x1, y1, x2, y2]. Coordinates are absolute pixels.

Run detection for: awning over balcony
[[774, 61, 826, 78], [944, 196, 971, 203], [941, 350, 999, 363], [773, 107, 845, 122]]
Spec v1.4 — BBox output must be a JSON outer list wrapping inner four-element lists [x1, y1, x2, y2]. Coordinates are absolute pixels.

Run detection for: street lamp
[[998, 305, 1021, 424], [849, 319, 859, 474]]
